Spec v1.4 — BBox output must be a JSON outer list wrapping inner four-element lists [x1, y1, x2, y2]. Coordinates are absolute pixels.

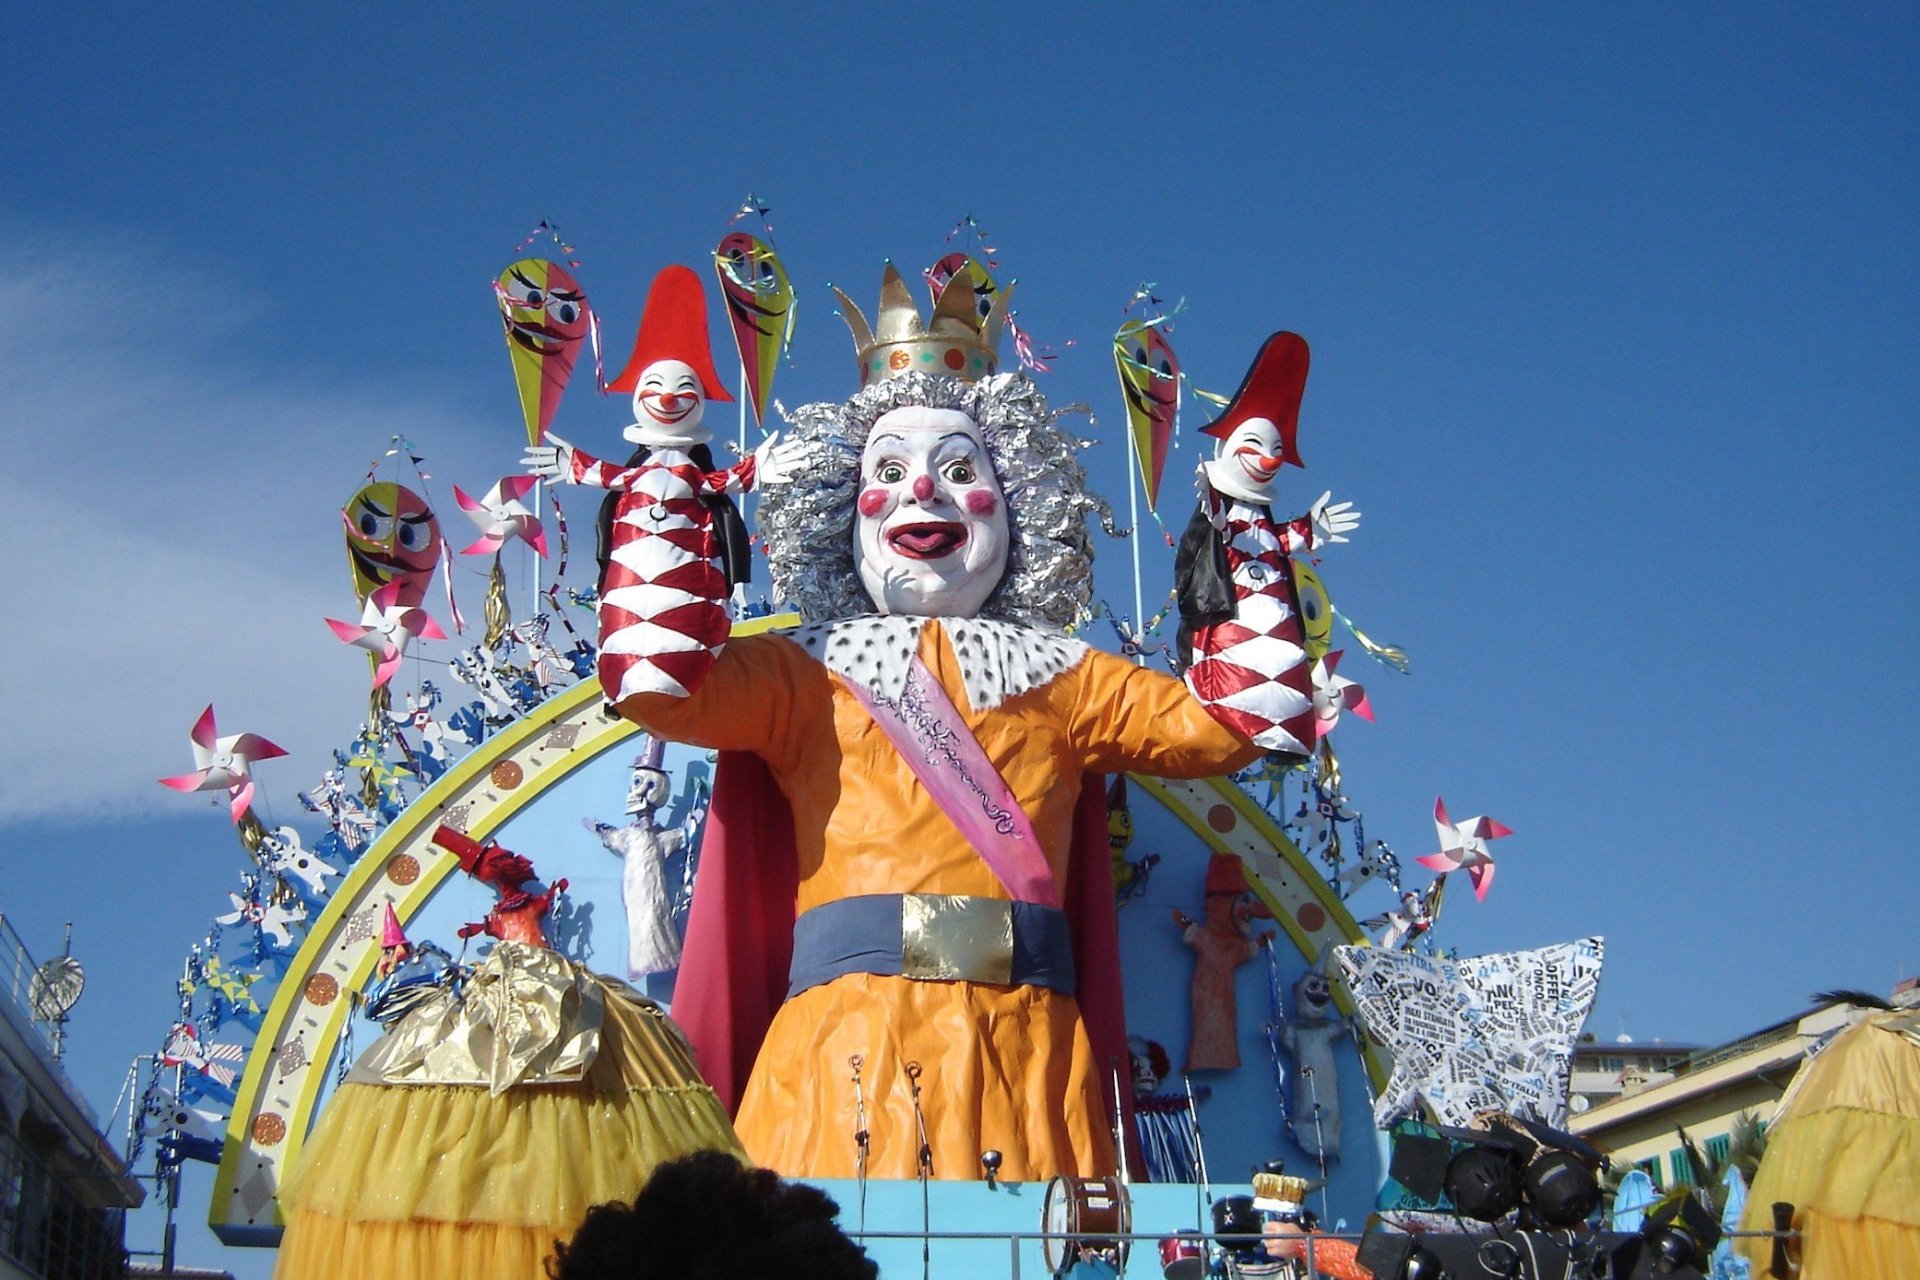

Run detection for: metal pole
[[1124, 415, 1145, 661]]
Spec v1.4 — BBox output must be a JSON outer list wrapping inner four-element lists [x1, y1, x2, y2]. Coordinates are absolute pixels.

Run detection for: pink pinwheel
[[454, 475, 547, 557], [1415, 797, 1512, 902], [326, 580, 448, 687], [1310, 649, 1374, 737], [158, 705, 287, 823]]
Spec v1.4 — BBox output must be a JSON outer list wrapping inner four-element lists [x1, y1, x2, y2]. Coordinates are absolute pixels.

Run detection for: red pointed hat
[[607, 264, 734, 400], [1199, 331, 1309, 468]]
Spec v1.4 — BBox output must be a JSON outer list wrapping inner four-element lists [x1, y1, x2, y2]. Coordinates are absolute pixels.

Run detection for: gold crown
[[1251, 1173, 1309, 1209], [833, 262, 1012, 386]]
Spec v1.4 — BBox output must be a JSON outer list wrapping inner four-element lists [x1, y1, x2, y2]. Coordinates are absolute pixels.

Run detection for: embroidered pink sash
[[844, 657, 1060, 908]]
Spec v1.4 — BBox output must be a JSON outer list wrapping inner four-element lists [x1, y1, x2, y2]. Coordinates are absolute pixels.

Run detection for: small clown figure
[[1174, 333, 1359, 756], [1174, 853, 1275, 1071], [375, 902, 412, 977], [526, 265, 782, 703]]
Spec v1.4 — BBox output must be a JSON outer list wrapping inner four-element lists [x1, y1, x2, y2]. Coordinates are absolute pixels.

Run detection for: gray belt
[[787, 893, 1077, 1000]]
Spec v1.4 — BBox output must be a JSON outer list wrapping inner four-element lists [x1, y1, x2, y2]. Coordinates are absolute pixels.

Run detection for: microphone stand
[[849, 1055, 870, 1237], [906, 1062, 932, 1280]]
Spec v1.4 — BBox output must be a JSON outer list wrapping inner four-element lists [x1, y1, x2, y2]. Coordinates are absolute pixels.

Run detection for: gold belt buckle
[[901, 894, 1015, 985]]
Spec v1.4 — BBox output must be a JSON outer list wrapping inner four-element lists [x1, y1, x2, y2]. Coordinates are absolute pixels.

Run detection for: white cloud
[[0, 227, 501, 823]]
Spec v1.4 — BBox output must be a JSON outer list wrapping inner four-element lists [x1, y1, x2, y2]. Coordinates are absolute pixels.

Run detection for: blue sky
[[2, 6, 1915, 1274]]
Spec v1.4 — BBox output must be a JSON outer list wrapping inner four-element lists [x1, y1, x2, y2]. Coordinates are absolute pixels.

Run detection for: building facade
[[0, 918, 142, 1280]]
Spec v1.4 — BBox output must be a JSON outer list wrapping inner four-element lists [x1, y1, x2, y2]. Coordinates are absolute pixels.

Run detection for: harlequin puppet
[[605, 263, 1271, 1184], [375, 903, 412, 977], [1174, 853, 1275, 1071], [526, 265, 775, 703], [1174, 333, 1359, 756]]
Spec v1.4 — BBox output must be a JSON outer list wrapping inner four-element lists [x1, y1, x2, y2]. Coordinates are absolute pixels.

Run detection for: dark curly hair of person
[[547, 1150, 878, 1280]]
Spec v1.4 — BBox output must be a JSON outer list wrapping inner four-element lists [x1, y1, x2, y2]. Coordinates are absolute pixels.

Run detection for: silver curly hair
[[758, 372, 1116, 629]]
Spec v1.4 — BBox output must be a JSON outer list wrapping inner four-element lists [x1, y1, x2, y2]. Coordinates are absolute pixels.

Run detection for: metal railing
[[0, 913, 62, 1059], [841, 1226, 1800, 1279]]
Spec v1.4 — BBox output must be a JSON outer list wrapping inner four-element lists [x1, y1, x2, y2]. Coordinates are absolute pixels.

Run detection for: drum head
[[1042, 1176, 1073, 1274]]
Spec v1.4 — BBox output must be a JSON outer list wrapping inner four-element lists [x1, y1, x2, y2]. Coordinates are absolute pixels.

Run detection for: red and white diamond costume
[[1180, 493, 1319, 754], [569, 444, 756, 702]]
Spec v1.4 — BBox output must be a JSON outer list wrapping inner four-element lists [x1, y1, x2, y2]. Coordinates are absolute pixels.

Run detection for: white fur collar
[[785, 615, 1087, 713]]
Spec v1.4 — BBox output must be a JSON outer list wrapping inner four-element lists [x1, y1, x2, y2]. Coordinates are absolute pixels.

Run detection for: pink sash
[[844, 657, 1060, 908]]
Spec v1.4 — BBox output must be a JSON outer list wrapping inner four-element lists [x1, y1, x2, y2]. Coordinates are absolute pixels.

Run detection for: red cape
[[673, 750, 1146, 1172]]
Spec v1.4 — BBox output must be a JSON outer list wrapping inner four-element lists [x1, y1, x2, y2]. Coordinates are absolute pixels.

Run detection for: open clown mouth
[[507, 319, 567, 353], [887, 522, 968, 560], [1235, 447, 1280, 484]]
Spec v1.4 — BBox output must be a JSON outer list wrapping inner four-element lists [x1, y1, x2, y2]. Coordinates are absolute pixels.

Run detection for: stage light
[[1443, 1145, 1523, 1223], [1639, 1196, 1722, 1274], [1524, 1148, 1600, 1227], [1357, 1222, 1450, 1280]]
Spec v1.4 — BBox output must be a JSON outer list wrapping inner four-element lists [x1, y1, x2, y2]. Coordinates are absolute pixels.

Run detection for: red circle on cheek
[[962, 490, 999, 516], [857, 488, 889, 517]]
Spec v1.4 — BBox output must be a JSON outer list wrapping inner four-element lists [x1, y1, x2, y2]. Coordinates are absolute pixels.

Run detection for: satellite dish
[[28, 955, 85, 1021]]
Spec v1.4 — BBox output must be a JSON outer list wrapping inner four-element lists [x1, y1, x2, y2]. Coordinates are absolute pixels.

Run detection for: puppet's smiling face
[[625, 359, 708, 448], [855, 407, 1009, 618], [1203, 416, 1286, 504]]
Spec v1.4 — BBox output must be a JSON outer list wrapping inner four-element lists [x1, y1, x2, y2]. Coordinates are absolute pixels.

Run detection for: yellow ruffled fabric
[[1738, 1012, 1920, 1278], [275, 958, 744, 1280]]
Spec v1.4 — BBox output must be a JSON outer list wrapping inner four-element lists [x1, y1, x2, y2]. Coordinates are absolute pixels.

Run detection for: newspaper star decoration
[[1415, 796, 1512, 902], [161, 1022, 246, 1087], [158, 705, 288, 823], [1335, 937, 1604, 1129], [1310, 649, 1374, 737], [326, 580, 449, 687], [454, 475, 548, 557]]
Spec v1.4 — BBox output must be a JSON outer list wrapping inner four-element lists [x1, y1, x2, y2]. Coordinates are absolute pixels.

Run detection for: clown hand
[[523, 434, 575, 482], [753, 431, 804, 488], [1309, 490, 1361, 544]]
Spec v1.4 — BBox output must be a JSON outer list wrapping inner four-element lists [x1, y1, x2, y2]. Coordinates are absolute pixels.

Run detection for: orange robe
[[623, 618, 1258, 1182]]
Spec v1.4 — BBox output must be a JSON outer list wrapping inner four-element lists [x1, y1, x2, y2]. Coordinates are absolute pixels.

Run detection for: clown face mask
[[1201, 416, 1287, 506], [623, 359, 709, 450], [855, 407, 1009, 618]]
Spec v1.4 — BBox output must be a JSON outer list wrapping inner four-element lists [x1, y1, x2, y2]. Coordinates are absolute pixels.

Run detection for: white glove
[[1309, 490, 1361, 544], [524, 433, 575, 482], [753, 431, 803, 487], [1195, 458, 1228, 528]]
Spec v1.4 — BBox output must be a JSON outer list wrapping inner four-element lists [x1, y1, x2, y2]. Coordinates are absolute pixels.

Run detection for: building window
[[1670, 1147, 1695, 1185], [1705, 1134, 1731, 1165], [1602, 1056, 1623, 1072], [1638, 1158, 1664, 1192]]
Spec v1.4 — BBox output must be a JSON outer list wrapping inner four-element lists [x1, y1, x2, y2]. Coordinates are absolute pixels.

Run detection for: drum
[[1158, 1229, 1208, 1280], [1041, 1175, 1133, 1275]]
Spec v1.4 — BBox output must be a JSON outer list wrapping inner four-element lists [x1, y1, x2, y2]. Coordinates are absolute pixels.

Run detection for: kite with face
[[1113, 318, 1180, 511], [713, 232, 793, 427], [927, 252, 999, 328], [496, 258, 590, 445], [342, 482, 442, 608]]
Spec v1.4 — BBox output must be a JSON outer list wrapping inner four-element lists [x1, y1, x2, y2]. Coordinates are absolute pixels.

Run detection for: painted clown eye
[[548, 298, 578, 325], [877, 461, 907, 484], [943, 459, 976, 484], [397, 520, 428, 550]]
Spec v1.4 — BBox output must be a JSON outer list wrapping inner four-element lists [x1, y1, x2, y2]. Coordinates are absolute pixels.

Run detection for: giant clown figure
[[577, 262, 1331, 1184]]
